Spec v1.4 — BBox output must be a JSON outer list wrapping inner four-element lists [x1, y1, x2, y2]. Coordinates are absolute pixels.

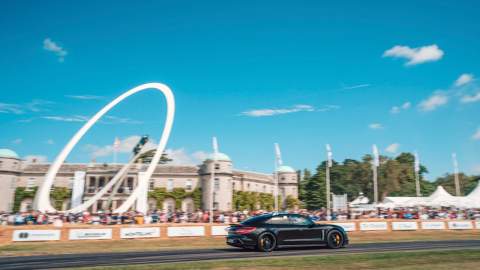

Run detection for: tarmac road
[[0, 240, 479, 270]]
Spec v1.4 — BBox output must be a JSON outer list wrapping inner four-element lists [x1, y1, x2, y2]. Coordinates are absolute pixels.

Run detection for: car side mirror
[[308, 222, 315, 228]]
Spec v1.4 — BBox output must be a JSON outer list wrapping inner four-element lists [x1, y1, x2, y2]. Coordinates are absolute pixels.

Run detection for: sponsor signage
[[211, 226, 229, 236], [69, 229, 112, 240], [167, 226, 205, 237], [392, 222, 418, 231], [421, 222, 446, 230], [448, 221, 474, 230], [476, 221, 480, 229], [120, 227, 160, 239], [12, 230, 61, 242], [333, 222, 356, 232], [359, 222, 388, 231]]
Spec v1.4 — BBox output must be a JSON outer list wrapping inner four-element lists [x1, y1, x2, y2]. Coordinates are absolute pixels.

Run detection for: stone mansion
[[0, 149, 299, 213]]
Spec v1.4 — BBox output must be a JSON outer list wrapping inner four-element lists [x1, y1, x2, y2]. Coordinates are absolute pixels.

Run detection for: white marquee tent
[[379, 182, 480, 209]]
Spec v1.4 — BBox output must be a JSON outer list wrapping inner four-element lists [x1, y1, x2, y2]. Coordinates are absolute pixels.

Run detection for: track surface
[[1, 240, 479, 270]]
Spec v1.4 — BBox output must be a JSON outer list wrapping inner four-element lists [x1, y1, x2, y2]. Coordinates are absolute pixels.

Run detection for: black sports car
[[226, 213, 348, 252]]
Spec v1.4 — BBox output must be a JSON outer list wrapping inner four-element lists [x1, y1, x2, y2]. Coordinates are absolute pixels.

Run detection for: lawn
[[0, 230, 479, 257], [75, 249, 480, 270]]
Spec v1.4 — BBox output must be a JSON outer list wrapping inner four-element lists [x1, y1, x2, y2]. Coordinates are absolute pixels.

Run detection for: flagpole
[[414, 151, 421, 197], [325, 144, 332, 218], [452, 153, 461, 196], [210, 137, 218, 223], [274, 143, 282, 212], [372, 145, 379, 204]]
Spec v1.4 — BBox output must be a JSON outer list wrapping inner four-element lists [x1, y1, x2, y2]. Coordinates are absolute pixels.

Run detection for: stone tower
[[276, 165, 298, 209], [200, 152, 233, 211], [0, 149, 21, 212]]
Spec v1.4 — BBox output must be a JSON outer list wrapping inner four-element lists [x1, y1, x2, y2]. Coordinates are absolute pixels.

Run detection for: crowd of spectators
[[1, 207, 480, 226]]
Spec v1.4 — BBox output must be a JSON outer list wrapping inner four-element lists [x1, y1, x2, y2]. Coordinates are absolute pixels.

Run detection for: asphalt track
[[0, 240, 479, 270]]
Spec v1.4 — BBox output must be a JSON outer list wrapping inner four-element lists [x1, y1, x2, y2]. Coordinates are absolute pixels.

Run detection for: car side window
[[265, 215, 290, 225], [289, 216, 313, 226]]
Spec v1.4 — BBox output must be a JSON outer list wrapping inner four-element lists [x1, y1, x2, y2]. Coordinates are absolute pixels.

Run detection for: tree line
[[298, 152, 480, 210]]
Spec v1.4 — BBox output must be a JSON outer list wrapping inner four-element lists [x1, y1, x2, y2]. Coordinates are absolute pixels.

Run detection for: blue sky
[[1, 1, 479, 180]]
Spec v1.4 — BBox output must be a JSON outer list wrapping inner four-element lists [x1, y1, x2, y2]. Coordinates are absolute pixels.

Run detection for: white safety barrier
[[12, 230, 61, 242], [392, 222, 418, 231], [421, 221, 446, 230], [334, 222, 357, 232], [359, 222, 388, 231], [167, 226, 205, 237], [69, 229, 113, 240], [448, 221, 474, 230], [211, 226, 229, 236], [120, 227, 160, 239]]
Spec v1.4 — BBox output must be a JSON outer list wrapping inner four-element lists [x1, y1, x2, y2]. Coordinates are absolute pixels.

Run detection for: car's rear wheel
[[326, 230, 344, 249], [257, 233, 276, 252]]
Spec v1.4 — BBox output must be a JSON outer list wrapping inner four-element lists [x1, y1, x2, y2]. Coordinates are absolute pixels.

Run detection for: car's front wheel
[[326, 229, 344, 249], [256, 232, 276, 252]]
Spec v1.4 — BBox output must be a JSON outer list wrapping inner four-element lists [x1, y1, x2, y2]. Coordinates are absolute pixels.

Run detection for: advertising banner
[[333, 222, 356, 231], [211, 226, 229, 236], [120, 227, 160, 239], [392, 222, 418, 231], [476, 221, 480, 229], [69, 229, 112, 240], [421, 222, 446, 230], [359, 222, 388, 231], [12, 230, 61, 242], [167, 226, 205, 237], [448, 221, 474, 230]]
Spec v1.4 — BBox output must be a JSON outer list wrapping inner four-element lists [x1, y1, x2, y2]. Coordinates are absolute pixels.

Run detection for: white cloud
[[383, 44, 444, 66], [85, 135, 207, 165], [0, 103, 23, 114], [343, 84, 371, 90], [454, 73, 474, 87], [42, 115, 88, 122], [12, 138, 22, 144], [65, 95, 103, 100], [45, 139, 55, 145], [241, 104, 315, 117], [473, 128, 480, 140], [41, 115, 141, 124], [23, 155, 48, 163], [241, 104, 338, 117], [390, 101, 411, 114], [460, 92, 480, 103], [385, 143, 400, 154], [369, 123, 383, 130], [43, 38, 68, 62], [418, 92, 448, 111]]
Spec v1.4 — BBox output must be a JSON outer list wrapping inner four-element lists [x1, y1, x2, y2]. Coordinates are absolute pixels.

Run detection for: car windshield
[[240, 214, 271, 226]]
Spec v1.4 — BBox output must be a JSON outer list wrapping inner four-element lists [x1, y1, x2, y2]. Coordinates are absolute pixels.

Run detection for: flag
[[414, 151, 420, 172], [212, 137, 219, 154], [274, 143, 283, 166], [326, 144, 333, 168], [372, 144, 380, 167], [113, 137, 120, 151]]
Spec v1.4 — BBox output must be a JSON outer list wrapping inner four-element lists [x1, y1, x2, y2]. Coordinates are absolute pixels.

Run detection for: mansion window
[[185, 179, 193, 191], [26, 178, 36, 190], [214, 178, 220, 191], [149, 179, 155, 190], [214, 163, 220, 170], [167, 179, 174, 191]]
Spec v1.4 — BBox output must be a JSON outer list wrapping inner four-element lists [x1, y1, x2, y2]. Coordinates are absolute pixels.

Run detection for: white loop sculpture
[[33, 83, 175, 213]]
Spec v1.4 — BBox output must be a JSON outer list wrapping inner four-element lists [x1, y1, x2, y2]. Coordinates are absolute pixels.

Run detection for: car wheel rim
[[262, 236, 273, 250], [330, 232, 342, 247]]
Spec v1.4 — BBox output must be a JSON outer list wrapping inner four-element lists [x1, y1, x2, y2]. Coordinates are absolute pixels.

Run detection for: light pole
[[326, 144, 333, 217], [372, 144, 379, 204], [452, 153, 461, 196]]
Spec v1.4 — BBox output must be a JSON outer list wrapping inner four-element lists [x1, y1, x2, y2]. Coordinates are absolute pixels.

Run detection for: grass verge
[[75, 249, 480, 270]]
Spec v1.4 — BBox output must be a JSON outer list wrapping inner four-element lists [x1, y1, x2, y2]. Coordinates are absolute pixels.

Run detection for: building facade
[[0, 149, 299, 213]]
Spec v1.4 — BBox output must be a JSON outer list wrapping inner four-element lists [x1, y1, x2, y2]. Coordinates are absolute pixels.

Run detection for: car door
[[288, 215, 325, 245], [264, 215, 300, 245]]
